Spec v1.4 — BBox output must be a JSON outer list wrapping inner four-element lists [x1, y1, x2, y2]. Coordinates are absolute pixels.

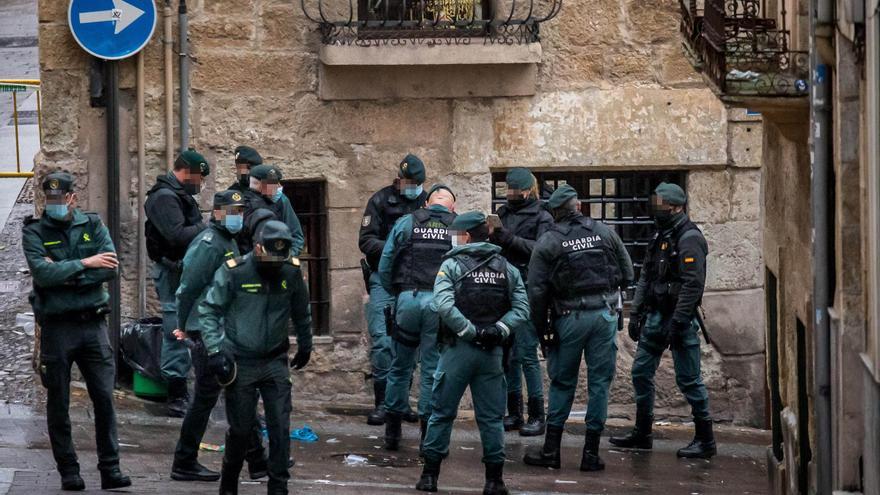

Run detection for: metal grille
[[491, 170, 687, 299], [283, 180, 330, 336]]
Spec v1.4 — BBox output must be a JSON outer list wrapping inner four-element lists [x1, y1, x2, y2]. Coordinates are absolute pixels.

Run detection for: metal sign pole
[[106, 59, 122, 371]]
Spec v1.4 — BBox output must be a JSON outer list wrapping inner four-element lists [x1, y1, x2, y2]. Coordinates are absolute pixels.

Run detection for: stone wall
[[36, 0, 767, 425]]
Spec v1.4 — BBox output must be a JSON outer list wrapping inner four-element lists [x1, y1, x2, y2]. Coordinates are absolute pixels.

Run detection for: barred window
[[282, 180, 330, 336], [490, 170, 688, 300]]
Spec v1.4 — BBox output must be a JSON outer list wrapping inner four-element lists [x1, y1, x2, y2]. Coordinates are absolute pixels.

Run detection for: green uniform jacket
[[198, 253, 312, 359], [377, 204, 453, 293], [175, 222, 240, 334], [22, 209, 117, 317], [433, 243, 530, 342]]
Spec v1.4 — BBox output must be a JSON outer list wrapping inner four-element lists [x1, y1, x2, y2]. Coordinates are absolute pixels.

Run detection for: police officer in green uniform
[[609, 182, 715, 459], [23, 172, 131, 491], [145, 149, 209, 416], [490, 168, 552, 436], [359, 154, 428, 426], [523, 184, 633, 472], [416, 212, 529, 495], [170, 190, 269, 482], [199, 221, 312, 495], [379, 184, 457, 452], [239, 164, 304, 256], [228, 146, 263, 193]]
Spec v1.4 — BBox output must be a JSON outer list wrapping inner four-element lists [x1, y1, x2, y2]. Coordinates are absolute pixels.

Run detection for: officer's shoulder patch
[[202, 231, 214, 244], [23, 215, 38, 226], [225, 258, 238, 269], [290, 257, 301, 267], [362, 215, 371, 227]]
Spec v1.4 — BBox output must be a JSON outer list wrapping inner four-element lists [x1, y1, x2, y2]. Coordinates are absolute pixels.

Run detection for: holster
[[360, 259, 372, 293], [536, 309, 559, 349], [386, 305, 419, 347]]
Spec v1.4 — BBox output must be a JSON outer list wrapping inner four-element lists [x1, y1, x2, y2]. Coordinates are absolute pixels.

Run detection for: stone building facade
[[35, 0, 766, 425]]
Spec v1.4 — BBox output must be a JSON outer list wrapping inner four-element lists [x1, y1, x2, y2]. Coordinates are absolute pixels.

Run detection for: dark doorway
[[796, 317, 812, 493], [766, 268, 783, 461]]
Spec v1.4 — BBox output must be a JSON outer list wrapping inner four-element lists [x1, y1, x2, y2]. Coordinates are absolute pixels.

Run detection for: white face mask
[[450, 236, 460, 248]]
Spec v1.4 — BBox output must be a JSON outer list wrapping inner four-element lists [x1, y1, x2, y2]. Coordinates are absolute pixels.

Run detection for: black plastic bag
[[121, 317, 163, 381]]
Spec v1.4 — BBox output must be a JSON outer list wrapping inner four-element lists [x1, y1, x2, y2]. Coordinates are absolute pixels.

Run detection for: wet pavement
[[0, 386, 771, 495]]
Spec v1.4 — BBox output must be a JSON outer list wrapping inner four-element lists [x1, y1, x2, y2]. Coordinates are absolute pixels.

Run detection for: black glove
[[490, 226, 514, 247], [208, 352, 235, 385], [290, 349, 311, 370], [627, 315, 642, 343], [475, 325, 504, 349], [664, 319, 689, 350]]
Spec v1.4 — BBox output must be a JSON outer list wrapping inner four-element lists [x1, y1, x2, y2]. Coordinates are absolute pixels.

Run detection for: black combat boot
[[519, 397, 546, 437], [677, 418, 717, 459], [418, 417, 429, 457], [580, 429, 605, 472], [166, 378, 189, 418], [367, 380, 387, 426], [219, 461, 239, 495], [403, 405, 419, 423], [384, 412, 403, 451], [99, 466, 132, 490], [171, 460, 221, 481], [503, 392, 524, 431], [482, 462, 509, 495], [60, 472, 85, 491], [609, 409, 653, 449], [523, 424, 563, 469], [415, 456, 441, 492]]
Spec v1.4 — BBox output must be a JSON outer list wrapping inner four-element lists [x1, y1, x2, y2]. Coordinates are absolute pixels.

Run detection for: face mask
[[45, 204, 69, 221], [653, 209, 682, 229], [450, 236, 459, 248], [402, 184, 423, 200], [223, 214, 243, 234], [238, 175, 249, 188], [271, 186, 284, 203], [508, 196, 526, 207], [183, 182, 200, 195]]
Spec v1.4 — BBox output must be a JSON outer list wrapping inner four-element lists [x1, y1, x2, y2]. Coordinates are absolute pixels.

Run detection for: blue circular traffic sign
[[68, 0, 157, 60]]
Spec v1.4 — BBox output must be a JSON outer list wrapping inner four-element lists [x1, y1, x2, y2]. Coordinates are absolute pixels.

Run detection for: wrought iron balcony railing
[[301, 0, 561, 45], [680, 0, 809, 98]]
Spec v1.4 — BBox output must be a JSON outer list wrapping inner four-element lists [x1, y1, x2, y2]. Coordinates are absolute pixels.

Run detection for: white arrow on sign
[[79, 0, 145, 35]]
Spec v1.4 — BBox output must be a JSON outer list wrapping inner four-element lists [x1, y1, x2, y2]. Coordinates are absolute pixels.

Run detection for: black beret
[[234, 146, 263, 167]]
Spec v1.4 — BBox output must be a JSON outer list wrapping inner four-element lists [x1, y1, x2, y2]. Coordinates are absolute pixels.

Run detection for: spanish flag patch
[[684, 257, 695, 263]]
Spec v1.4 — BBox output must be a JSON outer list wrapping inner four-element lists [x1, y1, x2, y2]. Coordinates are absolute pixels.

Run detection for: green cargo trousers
[[631, 311, 710, 420], [546, 307, 618, 433], [422, 341, 506, 464], [384, 290, 439, 419], [152, 263, 191, 380]]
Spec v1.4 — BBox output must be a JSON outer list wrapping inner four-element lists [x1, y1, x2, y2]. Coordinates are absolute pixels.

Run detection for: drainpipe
[[164, 1, 174, 168], [810, 0, 833, 490], [105, 60, 121, 373], [136, 51, 146, 318], [178, 0, 189, 152]]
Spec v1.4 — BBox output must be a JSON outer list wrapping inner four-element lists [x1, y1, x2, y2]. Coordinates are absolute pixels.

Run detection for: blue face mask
[[223, 214, 244, 234], [45, 203, 69, 221], [402, 184, 423, 200], [272, 186, 284, 203]]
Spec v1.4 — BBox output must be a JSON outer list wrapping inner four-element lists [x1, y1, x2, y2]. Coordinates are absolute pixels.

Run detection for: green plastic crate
[[133, 371, 167, 399]]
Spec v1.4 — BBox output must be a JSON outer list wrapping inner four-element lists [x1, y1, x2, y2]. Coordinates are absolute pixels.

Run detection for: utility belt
[[229, 341, 290, 364], [385, 304, 424, 348], [552, 292, 614, 314], [39, 306, 110, 326], [645, 280, 682, 315]]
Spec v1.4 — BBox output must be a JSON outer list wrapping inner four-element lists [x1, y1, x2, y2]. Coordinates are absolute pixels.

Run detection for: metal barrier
[[0, 79, 41, 178]]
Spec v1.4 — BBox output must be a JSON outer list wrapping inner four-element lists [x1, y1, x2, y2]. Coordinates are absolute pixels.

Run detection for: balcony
[[301, 0, 560, 99], [680, 0, 809, 101]]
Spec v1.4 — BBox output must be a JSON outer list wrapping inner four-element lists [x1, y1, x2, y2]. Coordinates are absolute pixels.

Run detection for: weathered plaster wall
[[36, 0, 767, 424]]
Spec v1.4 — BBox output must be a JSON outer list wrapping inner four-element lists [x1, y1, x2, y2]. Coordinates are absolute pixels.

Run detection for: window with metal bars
[[490, 170, 687, 301], [282, 180, 330, 336]]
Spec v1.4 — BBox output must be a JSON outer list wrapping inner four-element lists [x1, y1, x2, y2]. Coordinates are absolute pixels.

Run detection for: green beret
[[427, 183, 455, 201], [42, 171, 74, 196], [654, 182, 687, 206], [398, 154, 426, 184], [548, 184, 579, 209], [176, 148, 210, 177], [257, 220, 293, 254], [249, 164, 282, 183], [213, 190, 246, 208], [449, 211, 486, 232], [234, 146, 263, 167], [505, 168, 534, 190]]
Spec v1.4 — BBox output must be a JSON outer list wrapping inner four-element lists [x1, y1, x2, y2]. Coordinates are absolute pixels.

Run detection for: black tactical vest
[[549, 216, 621, 299], [454, 254, 512, 328], [391, 208, 455, 291], [145, 178, 203, 262], [644, 220, 701, 313]]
